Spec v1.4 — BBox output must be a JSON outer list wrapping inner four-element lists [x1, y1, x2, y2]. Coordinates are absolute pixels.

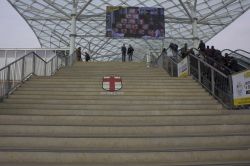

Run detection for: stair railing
[[188, 50, 234, 109], [152, 47, 182, 77], [154, 46, 250, 109], [0, 50, 73, 101]]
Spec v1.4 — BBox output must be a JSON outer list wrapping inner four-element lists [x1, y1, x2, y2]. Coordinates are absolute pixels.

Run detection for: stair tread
[[0, 62, 245, 165]]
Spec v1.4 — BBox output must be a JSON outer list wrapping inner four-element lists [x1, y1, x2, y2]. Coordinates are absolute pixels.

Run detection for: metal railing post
[[65, 56, 68, 67], [228, 75, 234, 109], [21, 57, 25, 81], [56, 56, 58, 70], [33, 54, 36, 74], [187, 55, 190, 76], [211, 68, 215, 95], [51, 60, 53, 76], [146, 53, 151, 68], [171, 61, 174, 76], [7, 66, 11, 95], [44, 62, 47, 76], [198, 60, 201, 82]]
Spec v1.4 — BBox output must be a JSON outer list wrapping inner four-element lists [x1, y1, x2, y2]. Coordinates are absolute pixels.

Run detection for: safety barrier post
[[211, 68, 215, 95], [21, 58, 25, 81], [146, 53, 151, 68], [198, 60, 201, 82], [33, 54, 36, 74], [6, 66, 11, 94]]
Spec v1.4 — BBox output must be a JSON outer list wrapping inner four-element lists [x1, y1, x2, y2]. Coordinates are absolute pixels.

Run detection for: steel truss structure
[[8, 0, 250, 61]]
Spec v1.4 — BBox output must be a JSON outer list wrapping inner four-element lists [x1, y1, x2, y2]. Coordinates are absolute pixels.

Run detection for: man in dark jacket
[[85, 52, 90, 62], [127, 44, 134, 62], [198, 40, 206, 52], [121, 44, 127, 62], [76, 47, 82, 61], [198, 40, 206, 58]]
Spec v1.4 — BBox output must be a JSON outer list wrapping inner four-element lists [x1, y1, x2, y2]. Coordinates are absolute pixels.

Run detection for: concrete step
[[56, 70, 167, 75], [54, 73, 170, 76], [0, 136, 249, 152], [0, 115, 248, 126], [9, 94, 213, 100], [0, 103, 222, 110], [18, 85, 204, 92], [54, 72, 169, 76], [31, 77, 194, 81], [0, 109, 226, 116], [0, 125, 249, 137], [12, 91, 210, 96], [24, 81, 200, 86], [16, 87, 206, 93], [0, 150, 249, 165], [0, 162, 249, 166], [52, 75, 174, 79], [21, 84, 202, 89], [4, 99, 218, 105], [71, 62, 146, 66]]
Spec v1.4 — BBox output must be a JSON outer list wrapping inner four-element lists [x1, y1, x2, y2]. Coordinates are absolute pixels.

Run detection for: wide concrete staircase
[[0, 62, 250, 165]]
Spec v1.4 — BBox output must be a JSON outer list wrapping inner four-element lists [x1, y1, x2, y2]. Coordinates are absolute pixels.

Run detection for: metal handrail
[[222, 49, 250, 60], [188, 52, 233, 109], [221, 49, 250, 68], [161, 48, 180, 77], [235, 49, 250, 56], [0, 48, 70, 51], [189, 53, 228, 78], [0, 52, 33, 71], [151, 44, 248, 109], [0, 52, 57, 71], [0, 50, 74, 101], [192, 48, 234, 74]]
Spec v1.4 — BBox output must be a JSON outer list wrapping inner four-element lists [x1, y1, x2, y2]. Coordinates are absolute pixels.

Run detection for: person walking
[[121, 44, 127, 62], [127, 44, 134, 62]]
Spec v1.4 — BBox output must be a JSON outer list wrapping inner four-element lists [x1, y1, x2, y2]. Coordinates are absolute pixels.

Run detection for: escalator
[[221, 49, 250, 71]]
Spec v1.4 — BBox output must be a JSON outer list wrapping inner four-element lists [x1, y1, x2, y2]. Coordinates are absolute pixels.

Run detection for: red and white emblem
[[102, 75, 122, 92]]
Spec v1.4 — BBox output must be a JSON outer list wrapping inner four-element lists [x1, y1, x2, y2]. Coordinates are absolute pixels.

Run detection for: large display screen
[[106, 6, 165, 39]]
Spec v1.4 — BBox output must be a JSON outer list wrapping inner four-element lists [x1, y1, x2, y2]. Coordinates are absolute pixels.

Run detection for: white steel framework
[[8, 0, 250, 61]]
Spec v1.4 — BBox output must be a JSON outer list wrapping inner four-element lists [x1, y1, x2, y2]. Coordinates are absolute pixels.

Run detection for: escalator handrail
[[235, 49, 250, 55], [221, 49, 250, 62], [167, 47, 184, 63], [190, 47, 235, 74], [154, 47, 170, 61]]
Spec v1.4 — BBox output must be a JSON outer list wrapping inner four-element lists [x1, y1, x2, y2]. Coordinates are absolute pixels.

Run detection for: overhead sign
[[232, 70, 250, 106]]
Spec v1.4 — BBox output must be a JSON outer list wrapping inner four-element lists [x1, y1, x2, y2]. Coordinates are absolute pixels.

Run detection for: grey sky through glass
[[0, 0, 249, 56]]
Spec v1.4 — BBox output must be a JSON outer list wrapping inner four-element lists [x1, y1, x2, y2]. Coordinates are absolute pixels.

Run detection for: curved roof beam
[[76, 0, 93, 19], [178, 0, 193, 21], [43, 0, 71, 19], [199, 0, 237, 22]]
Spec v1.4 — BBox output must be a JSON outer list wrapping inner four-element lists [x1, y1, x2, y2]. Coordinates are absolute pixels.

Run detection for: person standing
[[85, 52, 90, 62], [127, 44, 134, 62], [198, 40, 206, 58], [198, 40, 206, 52], [76, 47, 82, 61], [121, 44, 127, 62]]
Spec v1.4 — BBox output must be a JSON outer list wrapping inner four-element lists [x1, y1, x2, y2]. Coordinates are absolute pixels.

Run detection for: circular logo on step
[[102, 75, 122, 92]]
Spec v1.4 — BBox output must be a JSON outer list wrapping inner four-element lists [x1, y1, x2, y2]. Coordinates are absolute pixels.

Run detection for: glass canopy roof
[[8, 0, 250, 61]]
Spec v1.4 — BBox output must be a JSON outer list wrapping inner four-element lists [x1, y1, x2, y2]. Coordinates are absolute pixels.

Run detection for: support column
[[69, 1, 77, 65], [69, 15, 76, 55], [190, 0, 199, 49], [192, 17, 199, 49]]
